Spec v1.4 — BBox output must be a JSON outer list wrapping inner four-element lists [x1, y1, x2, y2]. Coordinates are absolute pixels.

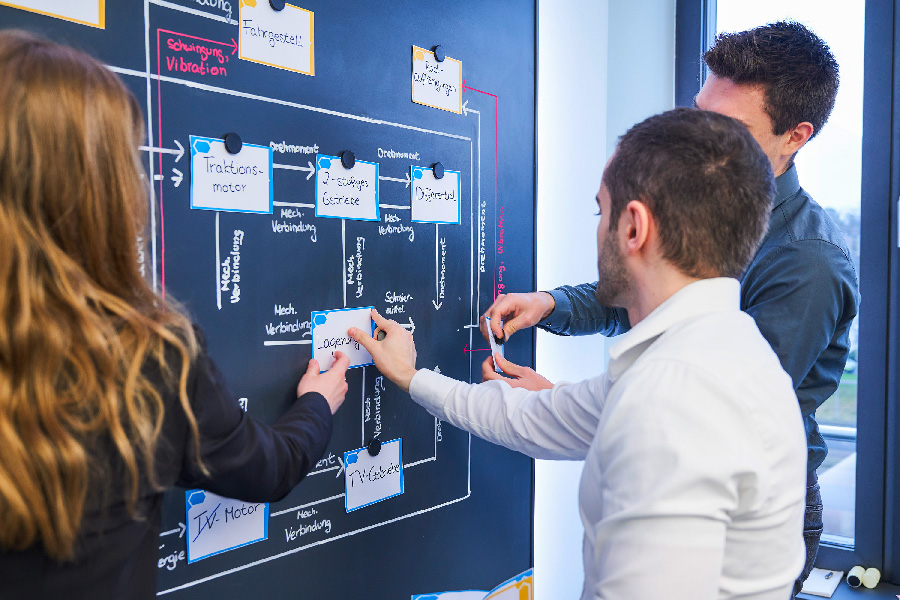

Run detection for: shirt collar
[[606, 278, 741, 380], [774, 164, 800, 210]]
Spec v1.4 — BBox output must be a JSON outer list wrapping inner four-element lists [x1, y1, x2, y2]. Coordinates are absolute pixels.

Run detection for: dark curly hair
[[604, 108, 775, 279], [703, 21, 839, 139]]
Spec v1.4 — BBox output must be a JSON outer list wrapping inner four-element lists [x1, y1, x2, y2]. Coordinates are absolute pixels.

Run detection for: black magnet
[[432, 162, 444, 180], [376, 330, 386, 341], [433, 45, 445, 62], [341, 150, 356, 169], [269, 0, 285, 10], [223, 132, 242, 154], [367, 438, 382, 457]]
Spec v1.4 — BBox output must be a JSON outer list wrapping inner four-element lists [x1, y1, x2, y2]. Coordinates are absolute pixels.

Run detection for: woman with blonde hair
[[0, 29, 349, 598]]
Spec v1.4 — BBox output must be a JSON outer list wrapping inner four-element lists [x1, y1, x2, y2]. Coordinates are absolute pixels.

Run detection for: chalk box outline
[[183, 489, 270, 564], [189, 135, 274, 214], [410, 165, 462, 224], [314, 154, 380, 222], [343, 438, 405, 512], [310, 306, 376, 372]]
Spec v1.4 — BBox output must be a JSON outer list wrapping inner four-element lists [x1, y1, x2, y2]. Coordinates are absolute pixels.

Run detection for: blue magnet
[[433, 45, 445, 62], [433, 162, 444, 180], [269, 0, 285, 10]]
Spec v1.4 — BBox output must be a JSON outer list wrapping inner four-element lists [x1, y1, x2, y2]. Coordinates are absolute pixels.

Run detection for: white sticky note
[[411, 46, 462, 113], [485, 317, 505, 373], [315, 154, 379, 221], [189, 135, 272, 213], [311, 306, 374, 371], [184, 489, 268, 563], [411, 166, 461, 224], [344, 438, 403, 512], [3, 0, 104, 28], [238, 1, 314, 75]]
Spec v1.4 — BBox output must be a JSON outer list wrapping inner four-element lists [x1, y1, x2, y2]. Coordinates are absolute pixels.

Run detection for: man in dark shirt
[[482, 22, 860, 597]]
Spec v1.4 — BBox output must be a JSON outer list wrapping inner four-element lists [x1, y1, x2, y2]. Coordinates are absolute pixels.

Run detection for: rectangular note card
[[184, 489, 268, 563], [311, 306, 375, 371], [239, 1, 314, 75], [344, 438, 403, 512], [1, 0, 104, 28], [411, 45, 462, 114], [190, 135, 272, 213], [315, 154, 380, 221], [411, 165, 461, 224]]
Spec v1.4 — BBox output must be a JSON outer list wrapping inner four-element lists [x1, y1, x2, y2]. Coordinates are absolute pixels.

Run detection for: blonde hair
[[0, 30, 202, 560]]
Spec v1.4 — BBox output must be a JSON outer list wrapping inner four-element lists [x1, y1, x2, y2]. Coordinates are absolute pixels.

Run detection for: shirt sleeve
[[741, 239, 859, 418], [408, 368, 607, 460], [537, 282, 631, 337], [176, 343, 333, 503]]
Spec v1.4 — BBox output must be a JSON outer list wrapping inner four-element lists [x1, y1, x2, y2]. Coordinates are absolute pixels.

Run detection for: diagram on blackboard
[[1, 1, 534, 597]]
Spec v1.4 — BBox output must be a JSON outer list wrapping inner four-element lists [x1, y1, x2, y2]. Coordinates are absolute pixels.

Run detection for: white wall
[[534, 1, 675, 596]]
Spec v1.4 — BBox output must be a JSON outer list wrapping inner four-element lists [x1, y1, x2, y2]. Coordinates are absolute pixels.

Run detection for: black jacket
[[0, 329, 332, 599]]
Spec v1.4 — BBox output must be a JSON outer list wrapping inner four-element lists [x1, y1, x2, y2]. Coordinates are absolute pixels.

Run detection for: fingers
[[348, 325, 376, 353], [369, 308, 392, 330], [481, 356, 516, 383], [329, 352, 351, 377], [492, 352, 523, 377], [308, 358, 320, 374]]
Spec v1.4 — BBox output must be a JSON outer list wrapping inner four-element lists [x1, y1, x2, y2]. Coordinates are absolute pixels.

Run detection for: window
[[677, 0, 896, 578], [715, 0, 864, 547]]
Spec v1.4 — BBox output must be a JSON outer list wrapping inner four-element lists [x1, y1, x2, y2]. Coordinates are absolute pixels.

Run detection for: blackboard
[[0, 1, 536, 597]]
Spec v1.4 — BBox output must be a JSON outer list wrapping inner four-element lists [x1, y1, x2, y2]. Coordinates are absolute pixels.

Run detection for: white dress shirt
[[409, 278, 807, 599]]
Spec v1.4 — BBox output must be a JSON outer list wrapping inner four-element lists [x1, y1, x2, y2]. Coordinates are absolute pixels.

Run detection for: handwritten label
[[220, 229, 244, 304], [3, 0, 104, 28], [163, 34, 231, 78], [411, 166, 461, 224], [184, 489, 268, 563], [272, 207, 317, 241], [311, 306, 374, 371], [190, 135, 272, 213], [384, 291, 413, 315], [315, 154, 379, 221], [379, 213, 415, 242], [344, 438, 403, 512], [411, 46, 462, 113], [239, 1, 314, 75]]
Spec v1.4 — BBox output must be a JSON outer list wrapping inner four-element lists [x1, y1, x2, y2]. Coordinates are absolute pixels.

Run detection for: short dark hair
[[603, 108, 774, 279], [703, 21, 839, 139]]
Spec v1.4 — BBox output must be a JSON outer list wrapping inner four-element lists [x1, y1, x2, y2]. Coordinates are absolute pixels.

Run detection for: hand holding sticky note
[[485, 317, 505, 373], [311, 307, 375, 371]]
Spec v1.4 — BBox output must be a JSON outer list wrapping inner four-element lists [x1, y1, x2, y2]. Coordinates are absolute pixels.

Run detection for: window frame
[[676, 0, 893, 578]]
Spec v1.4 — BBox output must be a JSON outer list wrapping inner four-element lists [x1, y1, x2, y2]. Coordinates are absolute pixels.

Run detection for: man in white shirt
[[348, 108, 807, 599]]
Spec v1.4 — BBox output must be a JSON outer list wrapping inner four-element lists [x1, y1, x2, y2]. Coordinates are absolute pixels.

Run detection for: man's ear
[[784, 121, 814, 155], [622, 200, 653, 255]]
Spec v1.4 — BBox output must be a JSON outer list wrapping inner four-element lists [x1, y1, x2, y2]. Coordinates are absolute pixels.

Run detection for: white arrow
[[433, 224, 443, 310], [335, 455, 345, 479], [379, 172, 411, 188], [139, 139, 184, 162], [273, 160, 315, 180], [462, 100, 479, 116], [153, 174, 164, 181], [171, 168, 183, 188], [159, 522, 186, 538], [399, 317, 415, 334]]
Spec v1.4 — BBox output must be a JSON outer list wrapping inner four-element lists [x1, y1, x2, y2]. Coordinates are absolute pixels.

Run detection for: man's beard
[[595, 229, 631, 307]]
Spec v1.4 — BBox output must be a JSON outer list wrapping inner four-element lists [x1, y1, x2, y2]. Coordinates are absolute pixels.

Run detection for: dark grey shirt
[[538, 165, 860, 473]]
